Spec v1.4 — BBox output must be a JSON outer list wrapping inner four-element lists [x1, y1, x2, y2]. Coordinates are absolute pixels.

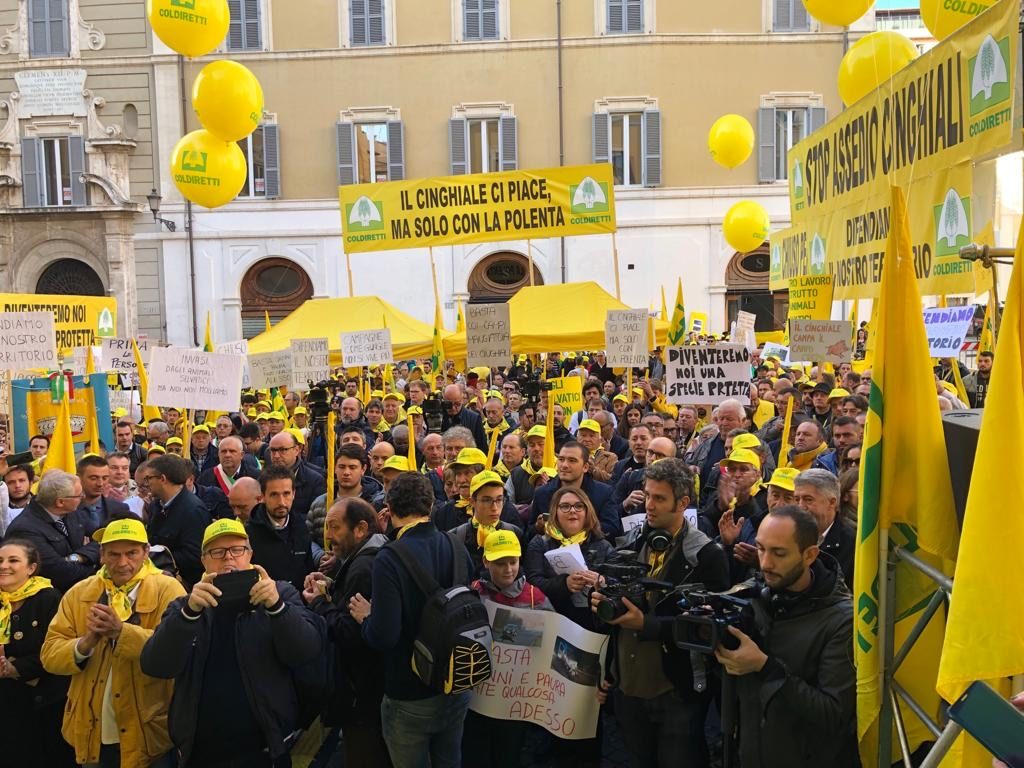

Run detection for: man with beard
[[246, 465, 315, 592]]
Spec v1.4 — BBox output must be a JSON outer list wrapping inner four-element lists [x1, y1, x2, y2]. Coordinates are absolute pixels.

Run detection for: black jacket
[[820, 515, 856, 592], [75, 495, 133, 537], [146, 489, 211, 587], [288, 460, 327, 518], [441, 407, 487, 453], [121, 442, 148, 475], [140, 582, 324, 765], [191, 445, 219, 478], [735, 557, 857, 768], [0, 586, 68, 709], [246, 505, 315, 592], [4, 503, 98, 592], [529, 475, 622, 538], [197, 462, 260, 490], [523, 533, 615, 631], [335, 415, 377, 450], [609, 433, 630, 460], [610, 455, 644, 488]]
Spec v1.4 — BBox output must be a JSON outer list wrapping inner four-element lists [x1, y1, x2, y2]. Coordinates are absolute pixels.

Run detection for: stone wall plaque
[[14, 69, 88, 118]]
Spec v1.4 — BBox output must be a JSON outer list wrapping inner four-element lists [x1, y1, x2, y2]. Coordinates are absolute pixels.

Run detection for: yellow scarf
[[788, 442, 829, 471], [544, 522, 588, 548], [492, 461, 511, 480], [0, 576, 52, 643], [99, 560, 162, 621], [484, 419, 510, 441], [455, 496, 472, 512], [471, 518, 498, 548], [396, 518, 431, 540], [520, 460, 541, 478]]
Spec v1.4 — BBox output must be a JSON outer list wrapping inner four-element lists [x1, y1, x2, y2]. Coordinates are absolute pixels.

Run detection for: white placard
[[736, 310, 758, 351], [67, 346, 101, 376], [542, 544, 589, 576], [108, 389, 141, 421], [147, 346, 243, 412], [0, 312, 57, 371], [291, 337, 331, 390], [789, 320, 853, 364], [14, 69, 88, 118], [339, 329, 392, 368], [604, 309, 649, 368], [100, 337, 149, 378], [760, 342, 791, 365], [922, 306, 975, 358], [466, 304, 512, 368], [665, 344, 751, 405], [216, 339, 250, 388], [248, 349, 293, 390]]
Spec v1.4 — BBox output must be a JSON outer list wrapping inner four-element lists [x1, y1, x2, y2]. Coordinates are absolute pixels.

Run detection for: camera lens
[[595, 598, 622, 623]]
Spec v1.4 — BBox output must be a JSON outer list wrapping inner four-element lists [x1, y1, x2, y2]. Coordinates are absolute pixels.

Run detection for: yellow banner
[[0, 293, 116, 354], [339, 164, 617, 254], [548, 376, 583, 415], [787, 275, 835, 321]]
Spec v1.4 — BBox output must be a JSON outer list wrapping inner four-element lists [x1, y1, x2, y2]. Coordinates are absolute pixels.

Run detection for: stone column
[[102, 212, 137, 337]]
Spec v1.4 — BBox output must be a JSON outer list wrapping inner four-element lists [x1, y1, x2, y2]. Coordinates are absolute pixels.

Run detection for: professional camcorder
[[422, 394, 445, 435], [673, 587, 759, 654], [306, 382, 332, 425], [591, 558, 674, 623]]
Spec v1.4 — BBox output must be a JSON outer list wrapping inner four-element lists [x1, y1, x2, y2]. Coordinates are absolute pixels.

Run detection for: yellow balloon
[[723, 201, 770, 254], [920, 0, 986, 40], [170, 129, 247, 209], [148, 0, 230, 58], [837, 31, 918, 107], [708, 114, 754, 170], [802, 0, 873, 27], [192, 60, 265, 142]]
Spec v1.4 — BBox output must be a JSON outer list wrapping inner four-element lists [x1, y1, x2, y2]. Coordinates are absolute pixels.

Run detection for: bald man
[[228, 476, 262, 523], [340, 396, 376, 447], [368, 441, 394, 482], [440, 383, 487, 450], [197, 435, 259, 492], [615, 436, 678, 516]]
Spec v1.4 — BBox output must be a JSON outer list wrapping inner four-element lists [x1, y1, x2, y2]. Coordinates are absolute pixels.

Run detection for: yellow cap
[[470, 470, 504, 496], [731, 433, 761, 451], [371, 390, 384, 400], [382, 392, 405, 403], [451, 447, 488, 468], [577, 419, 601, 434], [631, 387, 644, 397], [257, 400, 272, 409], [406, 405, 423, 416], [525, 425, 547, 440], [192, 424, 211, 434], [720, 448, 762, 471], [147, 445, 166, 455], [113, 407, 128, 418], [613, 393, 630, 404], [483, 529, 521, 561], [266, 411, 285, 421], [255, 413, 269, 421], [94, 518, 149, 546], [201, 518, 249, 551], [293, 406, 307, 415], [246, 408, 258, 418], [768, 467, 800, 492], [828, 388, 850, 400], [166, 437, 183, 447], [381, 455, 410, 473]]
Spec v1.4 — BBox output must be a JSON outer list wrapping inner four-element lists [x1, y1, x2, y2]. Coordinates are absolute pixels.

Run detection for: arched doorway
[[36, 259, 105, 295], [240, 258, 313, 338], [467, 252, 543, 303], [724, 245, 788, 331]]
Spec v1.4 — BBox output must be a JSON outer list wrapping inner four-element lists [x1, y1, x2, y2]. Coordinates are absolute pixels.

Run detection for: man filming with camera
[[590, 458, 729, 768], [713, 504, 856, 768]]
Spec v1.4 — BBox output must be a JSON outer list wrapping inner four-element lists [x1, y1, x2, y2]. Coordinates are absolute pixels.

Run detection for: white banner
[[215, 339, 250, 389], [789, 320, 854, 364], [248, 349, 293, 390], [665, 344, 751, 405], [147, 346, 243, 412], [466, 304, 512, 369], [100, 337, 150, 386], [922, 305, 975, 358], [339, 329, 392, 368], [0, 312, 57, 371], [604, 309, 649, 368], [470, 603, 605, 740], [736, 310, 757, 351], [290, 338, 330, 390]]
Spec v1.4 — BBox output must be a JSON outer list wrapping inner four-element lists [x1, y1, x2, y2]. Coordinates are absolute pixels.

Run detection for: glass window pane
[[469, 120, 483, 174], [251, 128, 265, 194], [486, 119, 499, 173], [792, 108, 807, 142], [238, 136, 252, 196], [58, 138, 70, 204], [43, 139, 57, 206], [628, 113, 642, 186], [355, 123, 388, 183], [611, 114, 624, 185]]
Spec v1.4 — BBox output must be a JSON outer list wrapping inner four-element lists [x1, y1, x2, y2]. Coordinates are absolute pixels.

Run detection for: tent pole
[[612, 233, 621, 300], [345, 249, 354, 297], [527, 239, 535, 286]]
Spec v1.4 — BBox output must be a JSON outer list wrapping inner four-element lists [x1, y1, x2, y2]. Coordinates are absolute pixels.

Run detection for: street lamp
[[959, 243, 1014, 339], [146, 188, 177, 232]]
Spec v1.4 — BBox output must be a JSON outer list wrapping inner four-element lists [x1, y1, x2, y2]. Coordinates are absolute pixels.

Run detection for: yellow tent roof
[[248, 296, 444, 365], [443, 282, 669, 358]]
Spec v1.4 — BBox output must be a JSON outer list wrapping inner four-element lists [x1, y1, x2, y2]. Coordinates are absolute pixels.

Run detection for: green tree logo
[[934, 188, 971, 258], [97, 308, 114, 337], [969, 35, 1010, 115], [181, 151, 207, 173], [570, 177, 609, 213], [346, 195, 385, 231], [810, 234, 827, 275]]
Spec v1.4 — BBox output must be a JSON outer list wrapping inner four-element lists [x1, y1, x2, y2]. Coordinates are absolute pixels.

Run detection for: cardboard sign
[[466, 304, 512, 368], [548, 376, 583, 415], [760, 342, 791, 365], [215, 339, 250, 389], [291, 338, 331, 389], [604, 309, 649, 368], [789, 320, 854, 364], [0, 312, 57, 371], [665, 344, 751, 405], [735, 311, 757, 351], [922, 305, 975, 357], [339, 330, 392, 368], [689, 312, 709, 335], [100, 337, 149, 380], [470, 603, 606, 740], [248, 350, 292, 390], [146, 346, 243, 412]]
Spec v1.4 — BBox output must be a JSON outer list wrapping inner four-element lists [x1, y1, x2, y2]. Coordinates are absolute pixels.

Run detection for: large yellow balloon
[[920, 0, 986, 40], [723, 201, 770, 254], [802, 0, 874, 27], [708, 114, 754, 170], [192, 61, 264, 142], [170, 129, 247, 209], [837, 31, 918, 106], [148, 0, 230, 58]]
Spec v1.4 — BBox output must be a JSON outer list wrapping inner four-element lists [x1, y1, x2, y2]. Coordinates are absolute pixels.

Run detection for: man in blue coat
[[528, 441, 622, 538]]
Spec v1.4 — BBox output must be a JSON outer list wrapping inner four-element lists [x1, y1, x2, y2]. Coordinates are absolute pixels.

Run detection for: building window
[[28, 0, 70, 58], [758, 102, 825, 183], [611, 113, 642, 186], [42, 137, 72, 206], [468, 118, 499, 174], [227, 0, 263, 51], [449, 114, 517, 175], [593, 107, 661, 187], [773, 0, 810, 32], [240, 258, 313, 339], [464, 0, 499, 40], [22, 135, 86, 207], [774, 108, 809, 181], [355, 123, 390, 183], [337, 118, 404, 185], [607, 0, 643, 34], [237, 124, 280, 198], [36, 259, 105, 296], [351, 0, 386, 46]]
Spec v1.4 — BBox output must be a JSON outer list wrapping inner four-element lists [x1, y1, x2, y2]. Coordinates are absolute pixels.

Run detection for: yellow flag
[[660, 285, 668, 323], [181, 411, 192, 461], [667, 278, 686, 346], [484, 420, 500, 471], [406, 413, 416, 469], [46, 389, 77, 474], [131, 339, 162, 423], [777, 396, 794, 469], [264, 310, 272, 334], [938, 220, 1024, 768], [203, 311, 213, 352], [979, 292, 995, 354], [326, 411, 337, 507]]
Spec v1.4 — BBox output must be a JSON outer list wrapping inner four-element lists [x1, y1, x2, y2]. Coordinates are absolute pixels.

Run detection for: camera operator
[[590, 458, 729, 768], [713, 504, 856, 768]]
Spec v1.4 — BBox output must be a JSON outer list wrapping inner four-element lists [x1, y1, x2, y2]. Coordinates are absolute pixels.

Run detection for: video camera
[[673, 587, 759, 654], [591, 557, 675, 623], [421, 394, 445, 435], [518, 376, 553, 401], [306, 381, 332, 425]]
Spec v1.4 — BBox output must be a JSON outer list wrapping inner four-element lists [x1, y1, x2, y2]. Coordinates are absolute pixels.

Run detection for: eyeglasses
[[842, 458, 861, 468], [477, 496, 504, 507], [204, 545, 251, 560], [663, 426, 679, 434], [269, 446, 297, 453], [557, 502, 587, 513], [646, 450, 669, 460]]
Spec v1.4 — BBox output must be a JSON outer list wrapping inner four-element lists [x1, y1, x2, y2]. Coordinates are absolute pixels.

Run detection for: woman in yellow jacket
[[40, 518, 186, 768]]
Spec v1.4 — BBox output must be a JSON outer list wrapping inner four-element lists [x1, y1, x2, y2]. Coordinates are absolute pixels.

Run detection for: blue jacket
[[812, 450, 840, 476], [528, 474, 622, 538]]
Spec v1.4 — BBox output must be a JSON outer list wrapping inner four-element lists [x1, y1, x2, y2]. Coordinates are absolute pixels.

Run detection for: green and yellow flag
[[430, 298, 445, 376], [667, 278, 686, 346], [979, 292, 995, 354], [855, 187, 960, 765], [203, 311, 213, 352], [938, 220, 1024, 768]]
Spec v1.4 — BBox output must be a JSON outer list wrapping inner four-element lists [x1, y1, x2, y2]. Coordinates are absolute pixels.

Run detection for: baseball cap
[[483, 529, 521, 561], [202, 518, 249, 551], [767, 467, 800, 492], [192, 424, 211, 434], [828, 388, 850, 400], [525, 425, 547, 440], [94, 518, 149, 546], [720, 448, 762, 471], [451, 447, 488, 468], [381, 456, 410, 473], [382, 392, 405, 403], [470, 470, 504, 496], [293, 406, 307, 415], [731, 433, 761, 451], [811, 383, 832, 396], [266, 411, 285, 422], [166, 437, 183, 447], [577, 419, 601, 434]]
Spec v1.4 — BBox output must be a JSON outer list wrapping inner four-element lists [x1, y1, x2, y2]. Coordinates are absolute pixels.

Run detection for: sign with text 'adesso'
[[339, 164, 616, 254]]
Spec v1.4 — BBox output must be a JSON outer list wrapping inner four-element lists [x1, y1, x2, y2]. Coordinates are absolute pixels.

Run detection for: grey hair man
[[793, 469, 854, 590]]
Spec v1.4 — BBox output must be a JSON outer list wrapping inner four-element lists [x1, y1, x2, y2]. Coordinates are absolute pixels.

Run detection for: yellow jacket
[[41, 573, 186, 768]]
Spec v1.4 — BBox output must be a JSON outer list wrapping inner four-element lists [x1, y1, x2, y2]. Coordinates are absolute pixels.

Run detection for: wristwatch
[[68, 554, 82, 563]]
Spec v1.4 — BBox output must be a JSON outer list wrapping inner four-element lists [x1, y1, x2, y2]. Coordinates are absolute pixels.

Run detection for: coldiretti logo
[[968, 35, 1010, 118], [770, 244, 782, 280], [934, 188, 972, 258], [170, 0, 197, 8], [791, 161, 806, 211], [97, 308, 114, 337], [346, 196, 385, 231], [181, 151, 207, 173], [810, 233, 827, 275], [569, 177, 609, 215]]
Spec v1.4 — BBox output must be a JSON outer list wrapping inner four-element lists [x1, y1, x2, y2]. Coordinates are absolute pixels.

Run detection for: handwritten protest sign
[[248, 350, 292, 390], [466, 304, 511, 369], [147, 346, 243, 412], [787, 275, 835, 321], [215, 340, 250, 389], [604, 309, 649, 368], [665, 345, 751, 405], [548, 376, 583, 414], [0, 312, 57, 371], [471, 603, 605, 740], [922, 305, 975, 358], [761, 342, 791, 365], [291, 338, 330, 389], [735, 311, 757, 351], [340, 330, 392, 368], [100, 337, 150, 384], [789, 320, 853, 364]]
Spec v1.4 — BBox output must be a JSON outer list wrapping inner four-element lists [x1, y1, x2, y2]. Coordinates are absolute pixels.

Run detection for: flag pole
[[527, 239, 535, 287], [875, 527, 896, 768], [344, 246, 354, 297], [612, 233, 621, 300]]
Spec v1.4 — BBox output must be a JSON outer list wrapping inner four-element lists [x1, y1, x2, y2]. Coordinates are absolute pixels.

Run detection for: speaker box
[[941, 409, 983, 527]]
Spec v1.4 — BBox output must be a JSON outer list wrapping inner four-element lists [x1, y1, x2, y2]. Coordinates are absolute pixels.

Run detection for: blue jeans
[[381, 693, 472, 768]]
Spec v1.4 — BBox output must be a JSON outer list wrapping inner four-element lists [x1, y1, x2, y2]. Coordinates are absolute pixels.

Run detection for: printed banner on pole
[[0, 293, 116, 353], [147, 347, 243, 412], [604, 309, 649, 368], [665, 345, 751, 405], [465, 304, 512, 369], [339, 164, 616, 254], [922, 305, 976, 357], [789, 319, 854, 364], [548, 376, 583, 415], [0, 312, 57, 371], [340, 329, 393, 368], [470, 603, 606, 740]]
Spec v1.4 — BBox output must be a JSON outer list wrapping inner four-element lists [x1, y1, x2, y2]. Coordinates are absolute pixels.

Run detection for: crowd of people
[[0, 346, 993, 768]]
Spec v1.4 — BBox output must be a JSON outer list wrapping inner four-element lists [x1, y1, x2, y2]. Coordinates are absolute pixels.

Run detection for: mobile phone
[[213, 569, 259, 609], [948, 682, 1024, 768]]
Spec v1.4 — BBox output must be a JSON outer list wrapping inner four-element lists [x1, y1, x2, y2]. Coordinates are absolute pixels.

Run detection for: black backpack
[[392, 532, 493, 694]]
